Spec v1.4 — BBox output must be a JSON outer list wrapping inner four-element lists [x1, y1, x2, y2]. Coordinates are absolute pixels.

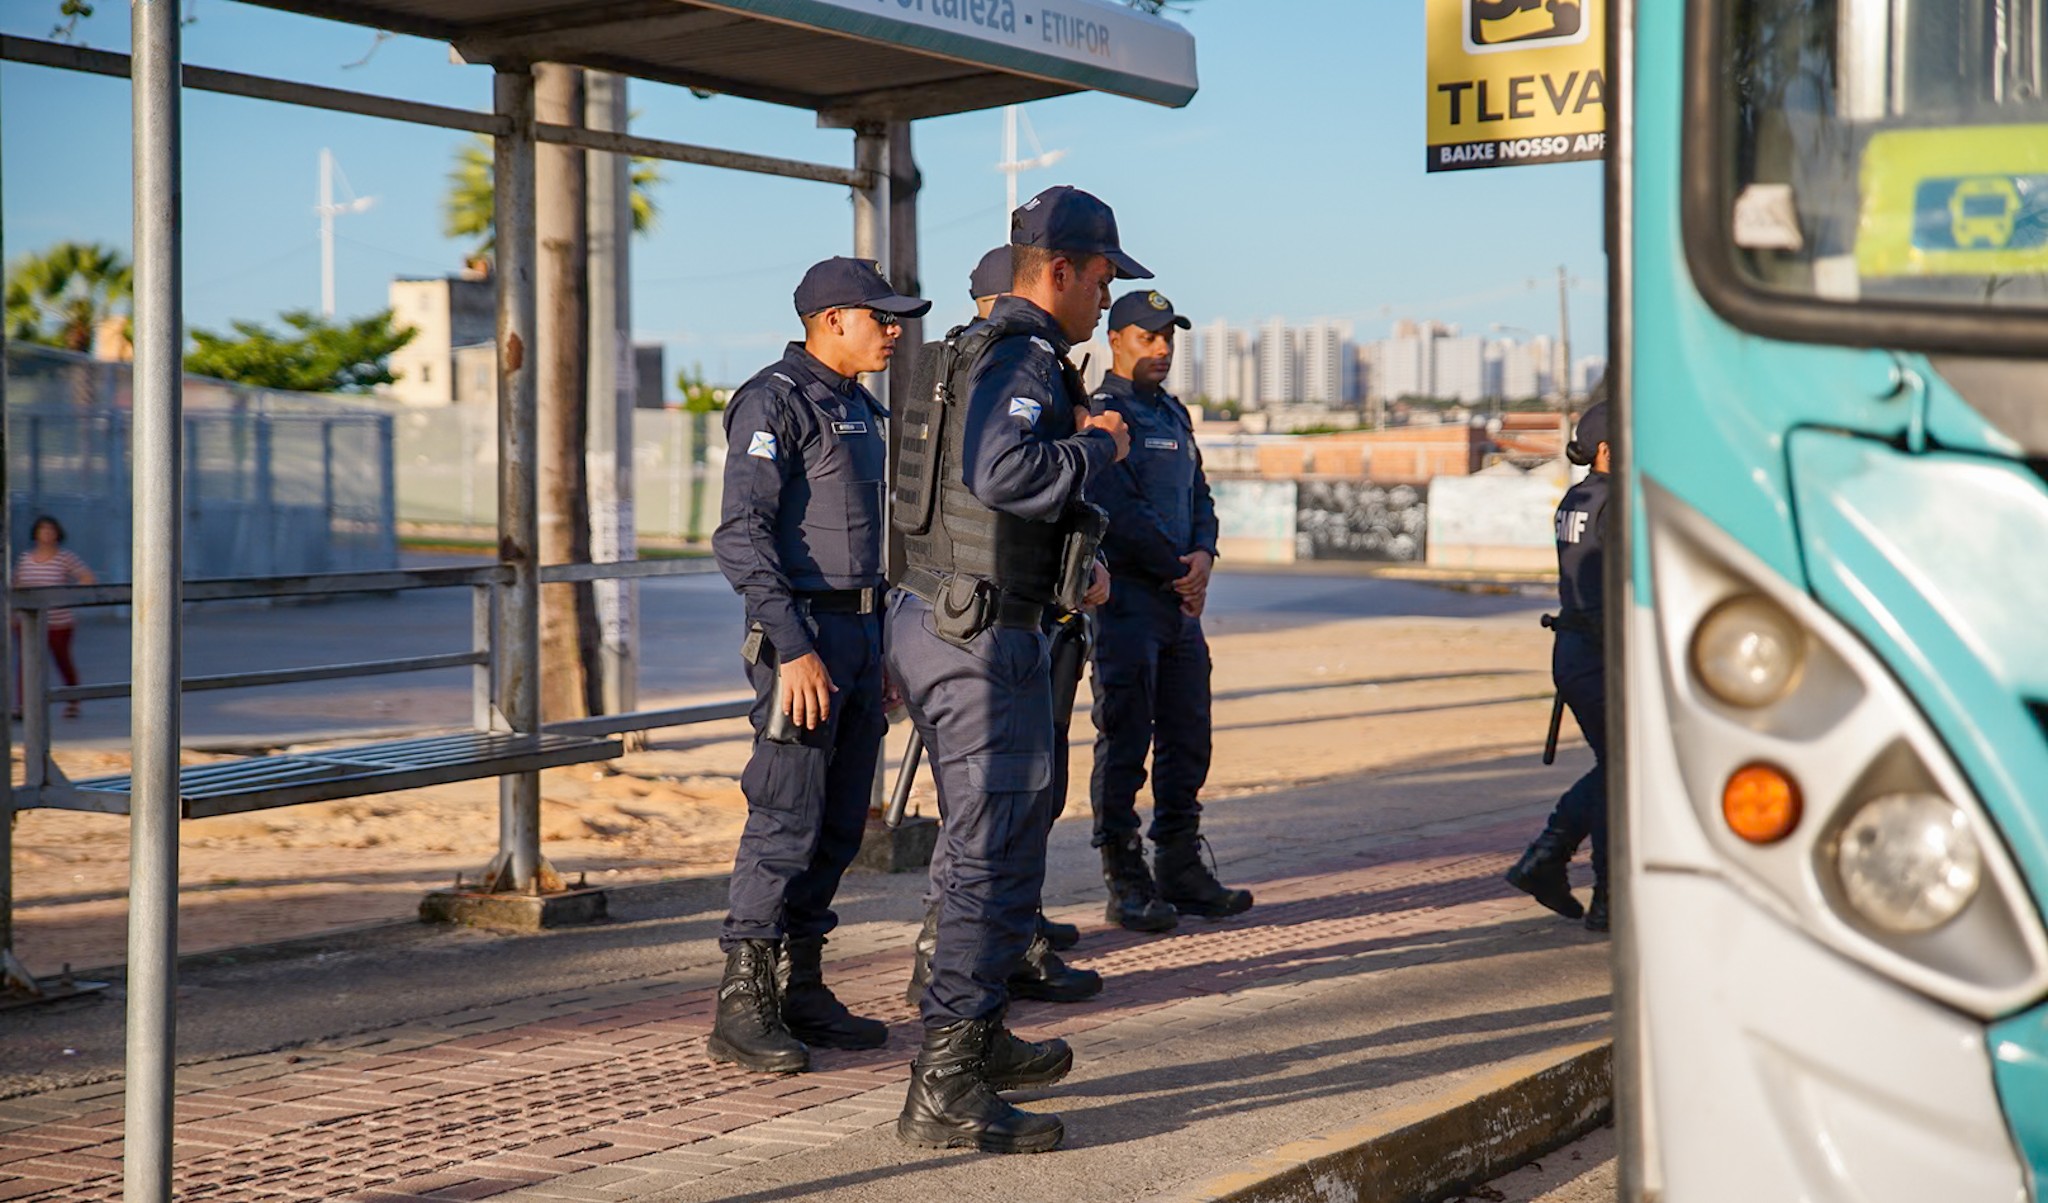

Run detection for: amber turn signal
[[1723, 763, 1802, 844]]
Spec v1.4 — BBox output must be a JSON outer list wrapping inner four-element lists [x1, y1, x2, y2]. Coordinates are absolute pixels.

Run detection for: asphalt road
[[29, 560, 1546, 749]]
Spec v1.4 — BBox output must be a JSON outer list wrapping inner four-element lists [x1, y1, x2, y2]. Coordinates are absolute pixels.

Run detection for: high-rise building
[[1257, 316, 1295, 406], [1297, 320, 1353, 405], [1165, 328, 1199, 397], [1574, 355, 1608, 399], [1434, 335, 1490, 403], [1198, 319, 1241, 404]]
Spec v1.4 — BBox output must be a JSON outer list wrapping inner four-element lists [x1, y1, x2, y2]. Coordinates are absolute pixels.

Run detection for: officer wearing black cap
[[969, 245, 1010, 318], [887, 185, 1141, 1153], [1506, 391, 1612, 933], [708, 257, 932, 1074], [1086, 290, 1252, 932]]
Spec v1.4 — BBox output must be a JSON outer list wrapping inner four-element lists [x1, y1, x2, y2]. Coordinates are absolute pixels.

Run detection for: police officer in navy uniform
[[708, 257, 932, 1073], [1086, 290, 1253, 932], [901, 244, 1095, 1011], [1506, 395, 1612, 933], [888, 186, 1139, 1153]]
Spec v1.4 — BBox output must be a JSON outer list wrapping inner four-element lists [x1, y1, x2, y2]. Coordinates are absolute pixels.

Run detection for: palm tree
[[4, 241, 133, 353], [443, 134, 663, 259]]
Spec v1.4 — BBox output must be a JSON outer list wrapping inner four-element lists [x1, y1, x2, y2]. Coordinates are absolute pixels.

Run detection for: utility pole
[[535, 63, 597, 721], [315, 148, 373, 318], [586, 72, 638, 735], [997, 105, 1065, 225], [1555, 264, 1572, 406]]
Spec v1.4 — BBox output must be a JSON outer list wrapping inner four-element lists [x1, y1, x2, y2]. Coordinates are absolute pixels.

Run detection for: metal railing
[[1, 556, 746, 983]]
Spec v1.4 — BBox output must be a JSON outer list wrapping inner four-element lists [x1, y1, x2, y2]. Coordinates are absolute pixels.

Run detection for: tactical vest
[[727, 364, 888, 589], [892, 316, 1077, 602]]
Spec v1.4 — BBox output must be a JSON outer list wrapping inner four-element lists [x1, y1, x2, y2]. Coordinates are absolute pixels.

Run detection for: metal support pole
[[586, 72, 638, 737], [488, 64, 554, 895], [377, 414, 398, 569], [21, 611, 47, 791], [254, 417, 275, 574], [126, 1, 184, 1198], [884, 117, 920, 593], [0, 73, 19, 994], [472, 583, 495, 733], [851, 124, 890, 400]]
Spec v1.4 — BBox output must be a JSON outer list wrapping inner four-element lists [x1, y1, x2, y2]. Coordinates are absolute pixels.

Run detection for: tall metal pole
[[587, 72, 637, 731], [852, 124, 890, 400], [492, 64, 548, 894], [0, 50, 18, 997], [1003, 106, 1018, 219], [319, 148, 335, 317], [1556, 264, 1573, 405], [126, 1, 184, 1199]]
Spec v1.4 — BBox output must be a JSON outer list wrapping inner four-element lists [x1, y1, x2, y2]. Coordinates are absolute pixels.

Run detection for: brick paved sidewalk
[[0, 818, 1581, 1202]]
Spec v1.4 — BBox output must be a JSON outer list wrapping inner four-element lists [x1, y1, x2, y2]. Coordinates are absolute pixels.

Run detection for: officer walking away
[[708, 257, 932, 1074], [1087, 291, 1252, 932], [887, 185, 1139, 1153], [1505, 395, 1613, 933]]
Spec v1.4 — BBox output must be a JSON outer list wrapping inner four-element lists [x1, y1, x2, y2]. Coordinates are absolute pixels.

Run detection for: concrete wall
[[1426, 470, 1569, 572]]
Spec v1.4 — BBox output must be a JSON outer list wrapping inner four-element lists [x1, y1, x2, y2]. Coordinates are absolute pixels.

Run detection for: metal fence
[[373, 398, 727, 541], [4, 344, 398, 582]]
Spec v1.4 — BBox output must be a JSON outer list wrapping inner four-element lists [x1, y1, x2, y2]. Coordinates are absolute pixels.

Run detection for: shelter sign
[[1425, 0, 1606, 172]]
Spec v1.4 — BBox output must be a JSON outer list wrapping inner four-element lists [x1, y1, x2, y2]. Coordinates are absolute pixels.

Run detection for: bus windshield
[[1721, 0, 2048, 309]]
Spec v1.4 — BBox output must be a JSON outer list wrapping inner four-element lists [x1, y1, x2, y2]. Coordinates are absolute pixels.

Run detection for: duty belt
[[1540, 611, 1601, 636], [899, 568, 1046, 629], [797, 587, 880, 614]]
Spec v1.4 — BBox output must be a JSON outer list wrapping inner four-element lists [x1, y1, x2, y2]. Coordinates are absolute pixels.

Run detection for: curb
[[1166, 1039, 1612, 1203]]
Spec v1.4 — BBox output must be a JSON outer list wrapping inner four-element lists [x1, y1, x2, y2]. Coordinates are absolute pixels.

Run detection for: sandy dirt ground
[[9, 608, 1559, 974]]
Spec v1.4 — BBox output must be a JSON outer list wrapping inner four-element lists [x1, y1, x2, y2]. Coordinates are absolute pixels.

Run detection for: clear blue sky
[[2, 0, 1607, 387]]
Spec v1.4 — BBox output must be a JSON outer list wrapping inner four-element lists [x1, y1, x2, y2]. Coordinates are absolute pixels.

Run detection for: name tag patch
[[1008, 397, 1043, 426], [747, 431, 778, 461], [1144, 437, 1180, 451], [832, 420, 869, 435]]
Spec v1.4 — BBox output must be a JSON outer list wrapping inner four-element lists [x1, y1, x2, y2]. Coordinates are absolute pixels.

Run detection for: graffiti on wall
[[1296, 481, 1428, 562]]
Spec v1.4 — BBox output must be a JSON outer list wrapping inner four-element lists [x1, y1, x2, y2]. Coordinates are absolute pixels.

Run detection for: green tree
[[676, 363, 726, 413], [185, 309, 417, 394], [443, 134, 664, 258], [5, 241, 133, 353]]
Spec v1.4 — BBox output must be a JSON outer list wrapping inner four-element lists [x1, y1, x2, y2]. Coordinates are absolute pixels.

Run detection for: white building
[[1257, 316, 1295, 407], [1499, 335, 1555, 400], [1573, 355, 1608, 399], [1197, 319, 1241, 403], [386, 272, 495, 407], [1164, 327, 1199, 398], [1434, 334, 1491, 403], [1297, 319, 1354, 405]]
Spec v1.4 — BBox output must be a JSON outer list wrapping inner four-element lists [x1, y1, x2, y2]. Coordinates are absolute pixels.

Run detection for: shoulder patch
[[747, 431, 779, 461], [1029, 336, 1055, 354], [771, 372, 796, 385], [1008, 397, 1044, 426], [1091, 392, 1112, 404]]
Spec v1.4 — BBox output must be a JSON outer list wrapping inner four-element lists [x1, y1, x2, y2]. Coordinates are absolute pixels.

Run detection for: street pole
[[1556, 264, 1573, 406], [489, 64, 554, 895], [586, 71, 638, 737], [852, 124, 890, 402], [126, 2, 184, 1199]]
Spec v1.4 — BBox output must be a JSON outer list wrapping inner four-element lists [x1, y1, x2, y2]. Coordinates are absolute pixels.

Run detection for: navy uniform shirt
[[1554, 470, 1609, 621], [1085, 372, 1219, 586], [960, 296, 1119, 522], [713, 343, 888, 661]]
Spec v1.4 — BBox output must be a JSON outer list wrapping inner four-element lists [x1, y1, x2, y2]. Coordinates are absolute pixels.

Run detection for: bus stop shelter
[[1, 1, 1196, 1199]]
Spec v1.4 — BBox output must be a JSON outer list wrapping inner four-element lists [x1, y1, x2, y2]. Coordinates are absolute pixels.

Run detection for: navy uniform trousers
[[887, 590, 1056, 1026], [721, 608, 887, 949], [1547, 627, 1607, 881], [1089, 582, 1213, 849]]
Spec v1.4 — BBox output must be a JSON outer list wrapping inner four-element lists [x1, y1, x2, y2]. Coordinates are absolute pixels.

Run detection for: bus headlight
[[1691, 594, 1806, 708], [1835, 793, 1983, 934]]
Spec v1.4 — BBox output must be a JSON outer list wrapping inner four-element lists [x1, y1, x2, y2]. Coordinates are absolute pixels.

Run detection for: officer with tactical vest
[[707, 257, 932, 1074], [1087, 290, 1253, 932], [1505, 394, 1613, 933], [900, 244, 1094, 1013], [886, 186, 1141, 1153]]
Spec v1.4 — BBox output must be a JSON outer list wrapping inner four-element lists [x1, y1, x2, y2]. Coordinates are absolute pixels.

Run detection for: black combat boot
[[897, 1016, 1065, 1154], [707, 939, 809, 1074], [779, 937, 887, 1050], [1506, 824, 1586, 920], [1036, 910, 1080, 952], [905, 904, 938, 1008], [1007, 930, 1102, 1002], [1101, 833, 1179, 932], [984, 1012, 1073, 1091], [1154, 834, 1254, 918], [1584, 882, 1610, 934]]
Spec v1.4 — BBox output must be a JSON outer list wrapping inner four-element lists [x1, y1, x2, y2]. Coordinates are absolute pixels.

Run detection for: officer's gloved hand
[[1078, 410, 1131, 461]]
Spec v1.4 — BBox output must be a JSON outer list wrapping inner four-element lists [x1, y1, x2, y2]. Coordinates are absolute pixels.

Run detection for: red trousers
[[14, 624, 80, 702]]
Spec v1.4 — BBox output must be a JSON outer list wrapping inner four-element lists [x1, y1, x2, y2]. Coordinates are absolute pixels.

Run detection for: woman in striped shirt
[[15, 516, 96, 719]]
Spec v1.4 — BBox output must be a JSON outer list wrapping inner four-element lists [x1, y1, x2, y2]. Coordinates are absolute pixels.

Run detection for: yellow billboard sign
[[1426, 0, 1607, 172]]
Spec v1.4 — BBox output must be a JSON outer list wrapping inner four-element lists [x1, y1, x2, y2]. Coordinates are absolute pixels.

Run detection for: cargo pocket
[[963, 752, 1054, 860], [740, 740, 827, 819]]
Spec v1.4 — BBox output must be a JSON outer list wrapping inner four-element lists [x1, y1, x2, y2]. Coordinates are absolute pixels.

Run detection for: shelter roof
[[244, 0, 1198, 119]]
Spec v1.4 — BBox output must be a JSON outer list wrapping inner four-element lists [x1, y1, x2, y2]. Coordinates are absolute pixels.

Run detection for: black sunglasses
[[860, 308, 904, 329]]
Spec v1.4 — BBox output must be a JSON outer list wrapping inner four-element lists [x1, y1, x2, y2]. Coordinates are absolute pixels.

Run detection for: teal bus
[[1614, 0, 2048, 1197]]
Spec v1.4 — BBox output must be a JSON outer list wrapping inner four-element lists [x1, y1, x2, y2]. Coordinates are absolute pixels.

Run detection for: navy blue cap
[[1108, 289, 1191, 333], [1010, 185, 1151, 280], [969, 246, 1011, 300], [793, 257, 932, 318], [1570, 401, 1610, 460]]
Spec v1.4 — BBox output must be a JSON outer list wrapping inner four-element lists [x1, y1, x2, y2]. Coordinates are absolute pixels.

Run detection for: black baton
[[885, 727, 925, 829], [1542, 692, 1565, 766]]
